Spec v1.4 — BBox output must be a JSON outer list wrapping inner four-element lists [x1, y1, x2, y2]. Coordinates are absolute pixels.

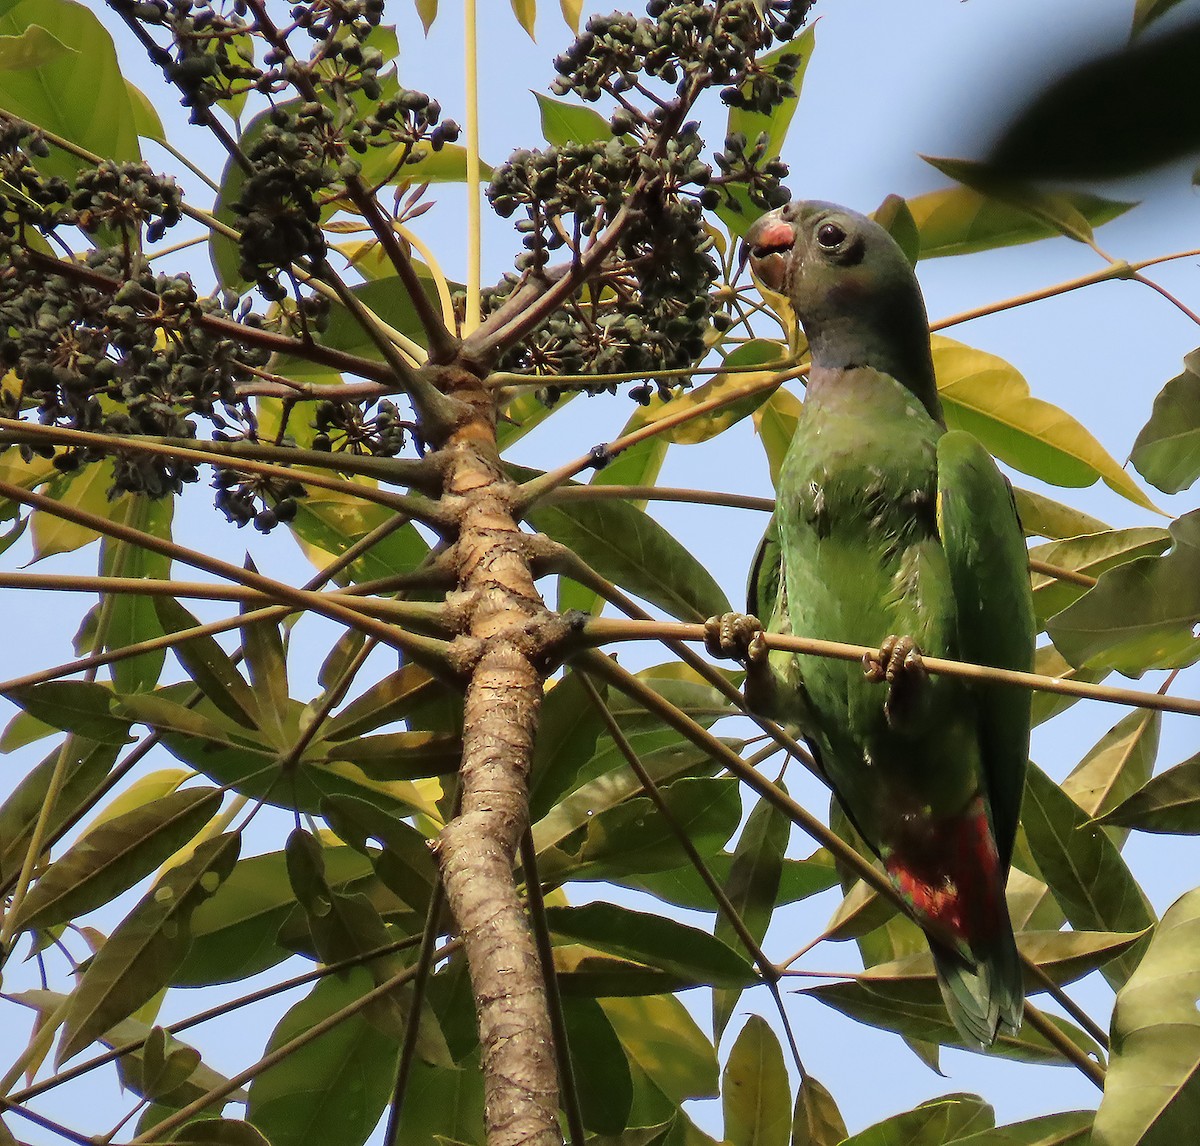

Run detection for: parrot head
[[743, 200, 941, 418]]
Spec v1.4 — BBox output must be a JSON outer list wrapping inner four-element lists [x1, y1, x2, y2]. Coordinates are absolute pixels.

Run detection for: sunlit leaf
[[559, 0, 582, 31], [1093, 888, 1200, 1145], [873, 193, 920, 267], [0, 0, 140, 174], [947, 1111, 1092, 1145], [0, 24, 75, 69], [414, 0, 438, 33], [246, 970, 400, 1146], [1012, 487, 1108, 542], [534, 91, 610, 145], [1029, 644, 1110, 728], [58, 834, 240, 1064], [839, 1094, 994, 1145], [10, 787, 221, 932], [721, 1015, 790, 1146], [1022, 763, 1155, 989], [1099, 748, 1200, 835], [1130, 349, 1200, 494], [510, 0, 536, 39], [752, 386, 802, 488], [1047, 509, 1200, 672], [906, 185, 1132, 259], [933, 336, 1157, 510]]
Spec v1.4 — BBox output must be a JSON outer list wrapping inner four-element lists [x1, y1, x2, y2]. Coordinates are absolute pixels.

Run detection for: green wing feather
[[935, 430, 1036, 869]]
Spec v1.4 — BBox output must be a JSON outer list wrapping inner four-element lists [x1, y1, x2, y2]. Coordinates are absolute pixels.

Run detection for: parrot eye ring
[[816, 222, 848, 249]]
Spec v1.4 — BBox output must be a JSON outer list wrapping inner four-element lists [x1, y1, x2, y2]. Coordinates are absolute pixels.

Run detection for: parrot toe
[[704, 612, 768, 665], [863, 635, 927, 726]]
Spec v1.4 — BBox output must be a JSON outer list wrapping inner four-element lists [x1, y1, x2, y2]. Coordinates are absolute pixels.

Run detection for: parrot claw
[[863, 635, 927, 727], [704, 613, 769, 666]]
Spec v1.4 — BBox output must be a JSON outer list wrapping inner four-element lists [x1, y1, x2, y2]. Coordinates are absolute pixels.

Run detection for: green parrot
[[708, 201, 1035, 1047]]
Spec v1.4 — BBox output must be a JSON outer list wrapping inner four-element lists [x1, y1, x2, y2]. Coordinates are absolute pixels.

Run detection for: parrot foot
[[704, 613, 769, 666], [863, 635, 927, 727]]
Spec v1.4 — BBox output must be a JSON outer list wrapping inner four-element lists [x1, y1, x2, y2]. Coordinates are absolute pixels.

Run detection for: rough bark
[[433, 366, 565, 1146]]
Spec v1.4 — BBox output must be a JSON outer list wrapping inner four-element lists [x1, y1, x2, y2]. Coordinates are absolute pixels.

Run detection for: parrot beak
[[743, 214, 796, 292]]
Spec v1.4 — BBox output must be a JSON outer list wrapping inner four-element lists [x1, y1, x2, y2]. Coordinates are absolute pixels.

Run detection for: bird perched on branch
[[707, 200, 1035, 1047]]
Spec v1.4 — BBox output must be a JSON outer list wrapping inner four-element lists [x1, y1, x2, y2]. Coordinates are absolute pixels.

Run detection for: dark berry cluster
[[311, 399, 417, 457], [350, 88, 461, 160], [232, 101, 337, 299], [117, 0, 261, 120], [0, 122, 70, 234], [213, 466, 305, 532], [71, 162, 183, 245], [712, 131, 791, 211]]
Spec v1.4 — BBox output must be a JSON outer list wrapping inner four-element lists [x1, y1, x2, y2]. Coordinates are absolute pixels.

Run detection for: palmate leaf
[[9, 786, 222, 932], [931, 336, 1157, 511], [1022, 764, 1156, 989], [246, 970, 400, 1146], [805, 976, 1105, 1065], [546, 902, 755, 990], [1098, 748, 1200, 835], [1093, 888, 1200, 1145], [58, 833, 240, 1065], [1047, 509, 1200, 673], [721, 1015, 790, 1146]]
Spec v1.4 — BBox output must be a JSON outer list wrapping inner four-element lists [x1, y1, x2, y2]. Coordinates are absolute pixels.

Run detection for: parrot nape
[[708, 201, 1035, 1047]]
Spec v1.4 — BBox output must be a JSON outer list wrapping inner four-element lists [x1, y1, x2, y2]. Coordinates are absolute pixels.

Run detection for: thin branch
[[583, 618, 1200, 718], [518, 831, 583, 1146], [1023, 1003, 1105, 1088], [0, 421, 447, 524], [0, 1097, 97, 1146], [0, 478, 454, 673], [463, 0, 482, 334]]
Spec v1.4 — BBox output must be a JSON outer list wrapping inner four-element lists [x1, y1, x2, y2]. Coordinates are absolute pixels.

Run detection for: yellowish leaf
[[510, 0, 536, 39], [414, 0, 438, 34], [559, 0, 582, 32], [932, 335, 1159, 512]]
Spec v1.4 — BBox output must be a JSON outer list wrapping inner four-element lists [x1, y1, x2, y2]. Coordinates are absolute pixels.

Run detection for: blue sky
[[2, 0, 1199, 1140]]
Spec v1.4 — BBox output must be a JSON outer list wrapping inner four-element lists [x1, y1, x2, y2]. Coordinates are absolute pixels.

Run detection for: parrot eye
[[816, 222, 847, 249]]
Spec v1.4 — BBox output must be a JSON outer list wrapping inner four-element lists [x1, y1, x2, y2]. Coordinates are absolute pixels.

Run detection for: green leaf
[[559, 0, 582, 32], [721, 1016, 790, 1146], [753, 388, 802, 488], [0, 739, 118, 886], [805, 978, 1105, 1065], [527, 669, 607, 820], [1062, 708, 1161, 840], [390, 1049, 484, 1145], [323, 663, 454, 741], [4, 681, 133, 744], [102, 497, 173, 694], [10, 787, 222, 932], [174, 847, 373, 986], [932, 335, 1157, 510], [527, 495, 730, 623], [59, 834, 240, 1064], [1047, 509, 1200, 673], [546, 903, 755, 989], [1012, 487, 1109, 542], [923, 155, 1098, 244], [153, 597, 259, 729], [535, 91, 610, 145], [1029, 643, 1110, 728], [166, 1120, 270, 1146], [240, 607, 289, 747], [0, 0, 140, 174], [726, 27, 815, 163], [948, 1111, 1093, 1145], [839, 1094, 994, 1145], [246, 970, 400, 1146], [1131, 349, 1200, 494], [1093, 888, 1200, 1145], [1099, 748, 1200, 835], [0, 24, 75, 69], [319, 795, 437, 912], [713, 787, 790, 1038], [1022, 763, 1155, 989], [906, 185, 1132, 259], [791, 1075, 847, 1146], [563, 995, 633, 1135], [1030, 528, 1170, 624], [317, 729, 461, 779], [602, 995, 718, 1106], [873, 193, 920, 267]]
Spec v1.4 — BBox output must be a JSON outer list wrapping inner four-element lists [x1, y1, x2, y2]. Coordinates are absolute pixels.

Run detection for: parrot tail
[[931, 930, 1024, 1048], [883, 796, 1025, 1047]]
